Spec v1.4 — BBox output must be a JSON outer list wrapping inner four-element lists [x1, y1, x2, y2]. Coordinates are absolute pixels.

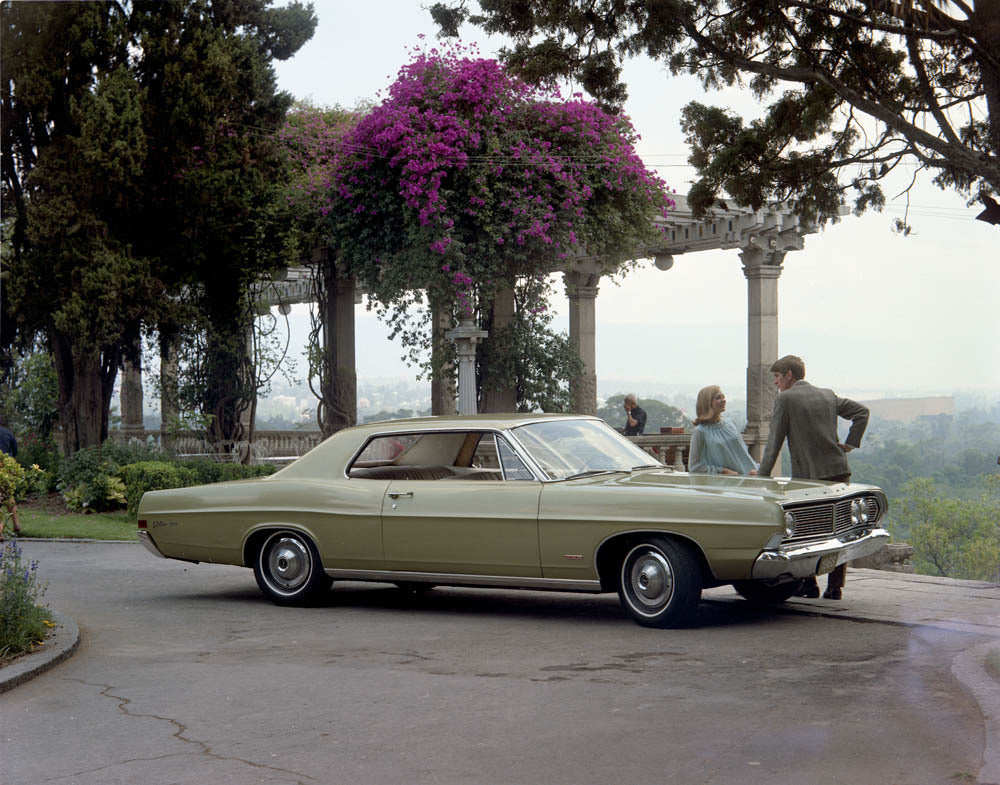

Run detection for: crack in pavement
[[60, 678, 318, 784]]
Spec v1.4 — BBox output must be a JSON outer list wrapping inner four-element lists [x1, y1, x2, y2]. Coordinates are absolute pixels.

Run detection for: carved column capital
[[740, 247, 786, 279]]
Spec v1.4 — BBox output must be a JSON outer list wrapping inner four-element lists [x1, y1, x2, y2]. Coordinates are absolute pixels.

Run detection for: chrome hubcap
[[266, 536, 310, 592], [628, 549, 673, 611]]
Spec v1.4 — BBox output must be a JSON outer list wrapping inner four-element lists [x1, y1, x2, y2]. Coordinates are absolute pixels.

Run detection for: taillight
[[138, 519, 147, 529]]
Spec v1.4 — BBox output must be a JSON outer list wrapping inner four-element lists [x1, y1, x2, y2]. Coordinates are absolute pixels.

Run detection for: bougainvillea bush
[[283, 43, 673, 407]]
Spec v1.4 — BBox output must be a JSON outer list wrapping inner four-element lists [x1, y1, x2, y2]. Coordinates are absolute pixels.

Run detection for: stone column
[[480, 286, 517, 413], [564, 264, 602, 416], [431, 302, 457, 416], [120, 344, 144, 438], [741, 247, 785, 462], [159, 334, 179, 451], [446, 318, 488, 415]]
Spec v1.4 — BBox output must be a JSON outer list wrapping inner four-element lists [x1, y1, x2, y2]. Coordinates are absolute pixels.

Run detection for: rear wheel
[[254, 531, 331, 606], [617, 537, 702, 628], [733, 579, 802, 605]]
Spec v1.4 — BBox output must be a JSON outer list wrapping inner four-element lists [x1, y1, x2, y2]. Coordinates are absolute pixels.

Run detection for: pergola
[[562, 194, 819, 456], [120, 194, 821, 458]]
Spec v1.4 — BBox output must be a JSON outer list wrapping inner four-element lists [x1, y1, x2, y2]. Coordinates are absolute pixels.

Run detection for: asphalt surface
[[1, 540, 998, 785]]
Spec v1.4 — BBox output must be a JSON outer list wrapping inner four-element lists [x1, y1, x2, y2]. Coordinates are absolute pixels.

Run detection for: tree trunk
[[318, 265, 357, 436], [51, 330, 119, 454]]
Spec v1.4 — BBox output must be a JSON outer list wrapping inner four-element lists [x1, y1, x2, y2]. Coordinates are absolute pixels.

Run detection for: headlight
[[784, 511, 796, 537], [850, 498, 870, 525]]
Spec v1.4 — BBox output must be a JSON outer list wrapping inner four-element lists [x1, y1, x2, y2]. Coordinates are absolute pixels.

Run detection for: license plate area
[[816, 552, 839, 575]]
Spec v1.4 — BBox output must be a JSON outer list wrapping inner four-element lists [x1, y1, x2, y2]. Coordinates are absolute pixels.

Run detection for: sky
[[267, 0, 1000, 402]]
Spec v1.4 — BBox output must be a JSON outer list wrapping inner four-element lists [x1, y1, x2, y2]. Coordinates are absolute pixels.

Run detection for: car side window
[[470, 434, 501, 469], [497, 437, 535, 481]]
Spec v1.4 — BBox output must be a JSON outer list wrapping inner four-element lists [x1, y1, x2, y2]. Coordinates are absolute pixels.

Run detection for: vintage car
[[137, 414, 889, 627]]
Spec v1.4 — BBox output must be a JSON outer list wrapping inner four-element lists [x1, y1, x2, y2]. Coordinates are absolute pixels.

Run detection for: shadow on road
[[164, 578, 804, 630]]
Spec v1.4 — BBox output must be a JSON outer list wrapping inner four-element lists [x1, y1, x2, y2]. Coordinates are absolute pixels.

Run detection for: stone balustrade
[[109, 429, 325, 463], [626, 430, 767, 472], [112, 427, 772, 470]]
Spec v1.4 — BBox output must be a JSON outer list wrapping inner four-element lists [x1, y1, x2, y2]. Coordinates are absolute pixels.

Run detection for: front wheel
[[617, 538, 702, 628], [733, 579, 802, 605], [254, 531, 331, 606]]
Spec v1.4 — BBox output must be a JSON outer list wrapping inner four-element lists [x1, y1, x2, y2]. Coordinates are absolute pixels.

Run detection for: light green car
[[137, 414, 889, 627]]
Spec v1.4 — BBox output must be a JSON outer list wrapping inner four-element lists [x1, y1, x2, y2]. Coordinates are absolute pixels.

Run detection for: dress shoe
[[823, 587, 842, 600], [795, 579, 820, 598]]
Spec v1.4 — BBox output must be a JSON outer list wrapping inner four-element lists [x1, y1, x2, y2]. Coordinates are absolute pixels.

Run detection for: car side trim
[[325, 568, 602, 593], [137, 530, 167, 559]]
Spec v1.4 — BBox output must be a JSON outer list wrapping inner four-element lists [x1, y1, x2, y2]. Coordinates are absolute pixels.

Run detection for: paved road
[[1, 541, 994, 785]]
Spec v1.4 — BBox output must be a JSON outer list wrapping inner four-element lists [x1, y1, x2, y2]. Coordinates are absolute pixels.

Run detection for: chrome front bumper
[[137, 530, 167, 559], [751, 527, 890, 582]]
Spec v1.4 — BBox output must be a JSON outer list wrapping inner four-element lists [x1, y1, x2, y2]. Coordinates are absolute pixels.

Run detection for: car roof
[[349, 412, 597, 433], [271, 413, 601, 479]]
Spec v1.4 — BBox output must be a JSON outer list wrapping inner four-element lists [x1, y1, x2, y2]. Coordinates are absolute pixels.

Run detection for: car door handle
[[387, 491, 413, 499]]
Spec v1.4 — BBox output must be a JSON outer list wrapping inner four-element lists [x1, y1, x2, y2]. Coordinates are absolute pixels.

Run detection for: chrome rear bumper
[[137, 530, 167, 559], [751, 527, 890, 582]]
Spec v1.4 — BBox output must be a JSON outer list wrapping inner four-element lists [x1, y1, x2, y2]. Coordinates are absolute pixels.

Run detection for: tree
[[897, 477, 1000, 582], [432, 1, 999, 228], [286, 44, 673, 414], [2, 0, 316, 452]]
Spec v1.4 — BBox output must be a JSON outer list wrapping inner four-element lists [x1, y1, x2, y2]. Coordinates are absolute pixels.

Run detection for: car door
[[380, 434, 542, 577]]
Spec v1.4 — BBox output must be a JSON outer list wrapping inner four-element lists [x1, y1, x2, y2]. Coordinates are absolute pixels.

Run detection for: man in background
[[623, 394, 647, 435], [757, 355, 869, 599]]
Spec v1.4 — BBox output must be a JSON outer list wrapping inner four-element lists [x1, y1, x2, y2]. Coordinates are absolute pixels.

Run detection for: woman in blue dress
[[688, 385, 758, 475]]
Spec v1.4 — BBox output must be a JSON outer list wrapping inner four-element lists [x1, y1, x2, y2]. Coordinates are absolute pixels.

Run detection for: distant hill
[[859, 396, 954, 423]]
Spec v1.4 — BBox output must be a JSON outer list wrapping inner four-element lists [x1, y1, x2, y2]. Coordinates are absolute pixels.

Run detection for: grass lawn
[[12, 495, 138, 541]]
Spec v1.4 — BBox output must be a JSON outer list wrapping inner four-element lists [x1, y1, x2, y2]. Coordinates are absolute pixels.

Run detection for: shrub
[[217, 463, 277, 482], [16, 431, 62, 480], [58, 446, 127, 513], [102, 437, 169, 466], [119, 461, 194, 517], [0, 453, 25, 509], [0, 539, 51, 661]]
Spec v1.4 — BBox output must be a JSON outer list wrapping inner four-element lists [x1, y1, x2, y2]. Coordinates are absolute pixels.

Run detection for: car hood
[[574, 468, 868, 505]]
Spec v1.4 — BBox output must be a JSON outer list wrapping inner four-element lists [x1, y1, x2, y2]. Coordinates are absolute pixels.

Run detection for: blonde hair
[[693, 385, 722, 425]]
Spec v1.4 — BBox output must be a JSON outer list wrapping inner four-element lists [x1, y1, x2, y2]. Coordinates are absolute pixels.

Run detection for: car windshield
[[511, 419, 660, 480]]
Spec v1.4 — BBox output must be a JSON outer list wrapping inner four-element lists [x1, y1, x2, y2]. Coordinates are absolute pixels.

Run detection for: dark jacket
[[0, 425, 17, 458], [623, 406, 647, 436]]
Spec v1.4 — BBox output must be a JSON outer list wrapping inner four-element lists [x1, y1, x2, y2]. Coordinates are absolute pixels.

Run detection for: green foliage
[[0, 350, 60, 442], [0, 539, 50, 661], [0, 453, 25, 509], [435, 2, 999, 226], [16, 433, 62, 479], [476, 278, 584, 412], [894, 477, 1000, 583], [2, 0, 317, 452], [849, 416, 1000, 500], [118, 461, 194, 517], [57, 442, 138, 513], [596, 395, 688, 433]]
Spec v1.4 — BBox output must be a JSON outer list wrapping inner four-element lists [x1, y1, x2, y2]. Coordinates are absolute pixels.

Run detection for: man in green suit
[[757, 355, 870, 599]]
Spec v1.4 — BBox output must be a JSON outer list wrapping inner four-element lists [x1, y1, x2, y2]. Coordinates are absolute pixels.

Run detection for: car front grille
[[784, 495, 882, 543]]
